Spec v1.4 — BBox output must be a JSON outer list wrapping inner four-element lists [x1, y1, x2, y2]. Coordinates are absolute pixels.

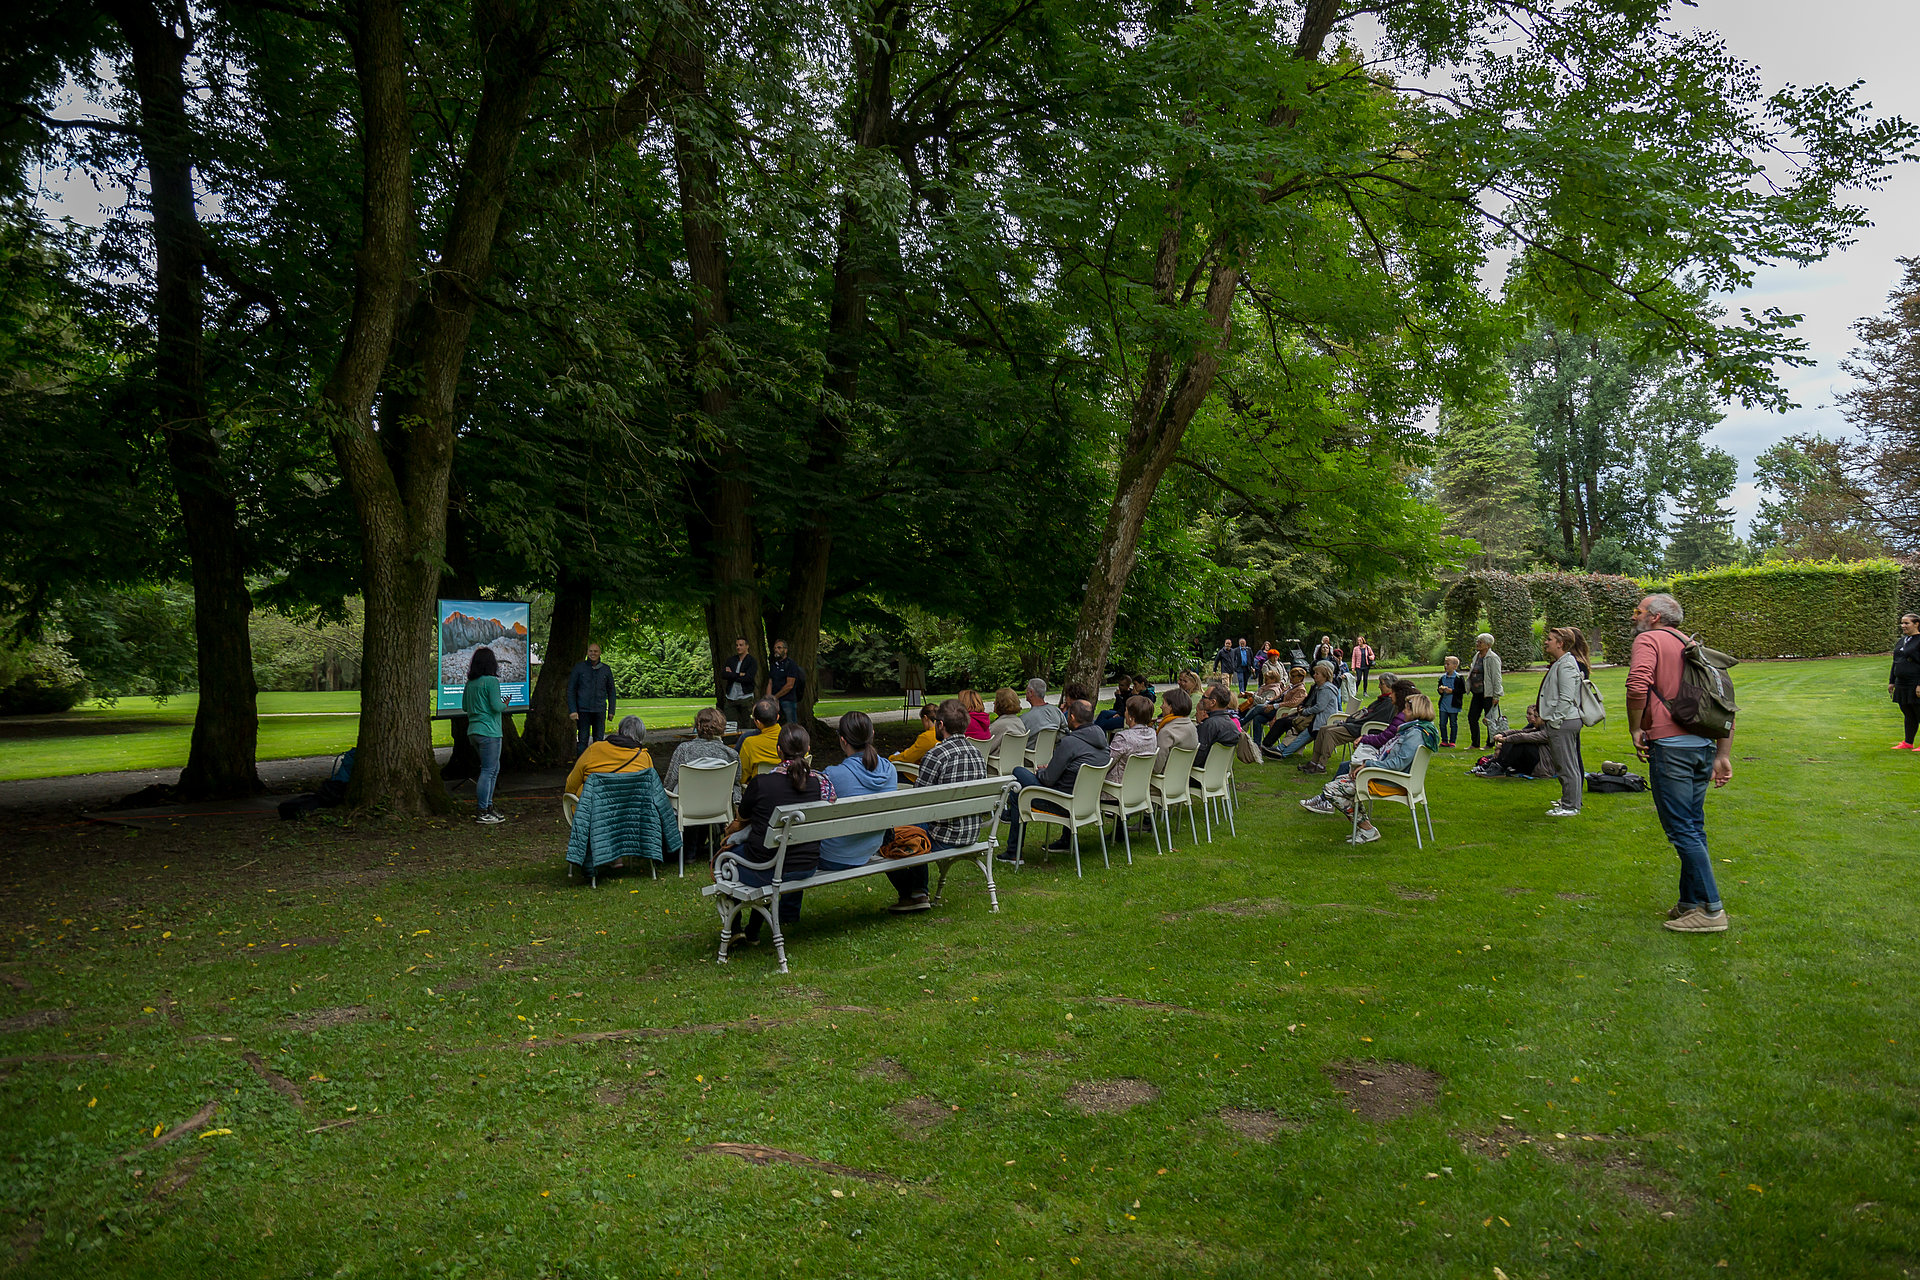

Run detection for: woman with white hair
[[566, 713, 652, 799], [1466, 633, 1503, 752]]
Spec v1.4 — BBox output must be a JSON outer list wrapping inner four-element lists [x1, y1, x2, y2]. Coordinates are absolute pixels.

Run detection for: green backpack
[[1649, 628, 1739, 739]]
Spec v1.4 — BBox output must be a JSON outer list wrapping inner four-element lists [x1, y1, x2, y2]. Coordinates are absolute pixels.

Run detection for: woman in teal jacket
[[463, 647, 507, 824]]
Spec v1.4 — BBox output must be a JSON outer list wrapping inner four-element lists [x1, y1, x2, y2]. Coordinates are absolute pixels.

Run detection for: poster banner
[[436, 600, 532, 712]]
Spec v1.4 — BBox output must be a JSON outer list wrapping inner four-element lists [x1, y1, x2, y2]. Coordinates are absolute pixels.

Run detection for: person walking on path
[[720, 637, 757, 743], [464, 646, 507, 824], [1627, 594, 1734, 934], [1537, 627, 1591, 817], [567, 643, 618, 755], [767, 639, 804, 725], [1466, 633, 1503, 751], [1235, 639, 1253, 693], [1891, 613, 1920, 749], [1352, 636, 1375, 687]]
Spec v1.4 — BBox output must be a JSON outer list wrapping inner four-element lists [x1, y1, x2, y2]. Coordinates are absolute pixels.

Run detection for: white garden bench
[[699, 777, 1019, 973]]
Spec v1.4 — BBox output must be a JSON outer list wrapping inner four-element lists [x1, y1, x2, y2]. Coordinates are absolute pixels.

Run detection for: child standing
[[1435, 655, 1463, 748]]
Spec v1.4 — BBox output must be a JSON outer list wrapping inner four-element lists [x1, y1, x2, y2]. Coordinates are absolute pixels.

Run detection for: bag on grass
[[1234, 732, 1263, 765], [1585, 770, 1647, 794]]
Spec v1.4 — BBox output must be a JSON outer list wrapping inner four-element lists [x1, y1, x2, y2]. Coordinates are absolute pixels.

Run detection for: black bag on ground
[[1585, 770, 1647, 794]]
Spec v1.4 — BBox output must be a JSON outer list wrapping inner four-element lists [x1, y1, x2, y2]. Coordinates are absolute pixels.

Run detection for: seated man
[[1191, 685, 1242, 775], [1268, 662, 1339, 759], [566, 714, 653, 800], [736, 698, 784, 782], [1019, 678, 1067, 734], [1298, 672, 1400, 775], [1009, 698, 1107, 855], [891, 704, 940, 767], [892, 699, 992, 910]]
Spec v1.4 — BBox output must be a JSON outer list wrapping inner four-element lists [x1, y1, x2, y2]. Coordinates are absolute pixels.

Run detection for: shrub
[[1583, 575, 1644, 666], [601, 628, 711, 698], [1523, 571, 1595, 646], [1443, 571, 1536, 669], [1667, 561, 1900, 659], [0, 636, 88, 715], [1901, 565, 1920, 622]]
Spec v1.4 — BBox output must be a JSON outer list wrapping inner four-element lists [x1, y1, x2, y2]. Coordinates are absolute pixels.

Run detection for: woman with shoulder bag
[[1466, 633, 1503, 751], [1892, 612, 1920, 750], [1537, 626, 1591, 817]]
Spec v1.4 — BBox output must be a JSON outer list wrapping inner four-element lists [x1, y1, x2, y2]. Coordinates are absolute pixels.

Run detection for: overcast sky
[[32, 2, 1917, 537], [1673, 0, 1919, 530]]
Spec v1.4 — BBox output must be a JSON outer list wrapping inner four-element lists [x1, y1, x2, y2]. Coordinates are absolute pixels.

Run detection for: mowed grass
[[0, 657, 1915, 1277], [0, 693, 907, 782]]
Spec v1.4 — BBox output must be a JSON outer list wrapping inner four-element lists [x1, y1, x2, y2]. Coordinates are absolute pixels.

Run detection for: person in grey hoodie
[[1009, 699, 1108, 855], [1535, 626, 1592, 817]]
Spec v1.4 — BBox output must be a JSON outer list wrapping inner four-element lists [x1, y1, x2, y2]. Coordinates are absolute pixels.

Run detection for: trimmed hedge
[[1901, 565, 1920, 622], [1667, 561, 1901, 659], [1584, 575, 1644, 666], [1443, 571, 1537, 670]]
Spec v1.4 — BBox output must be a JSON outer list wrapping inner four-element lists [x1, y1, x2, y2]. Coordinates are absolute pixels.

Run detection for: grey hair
[[618, 714, 645, 739], [1312, 660, 1334, 679], [1025, 677, 1047, 698], [1474, 632, 1495, 647], [1641, 593, 1684, 626]]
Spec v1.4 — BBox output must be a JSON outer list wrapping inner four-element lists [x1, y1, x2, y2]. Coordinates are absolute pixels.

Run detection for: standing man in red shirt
[[1625, 593, 1734, 934]]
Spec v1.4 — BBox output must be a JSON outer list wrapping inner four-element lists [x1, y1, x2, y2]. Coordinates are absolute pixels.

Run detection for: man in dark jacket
[[1193, 685, 1243, 768], [766, 639, 805, 725], [720, 637, 757, 743], [567, 643, 618, 755], [1234, 638, 1253, 692], [1009, 699, 1108, 855], [1300, 673, 1401, 774]]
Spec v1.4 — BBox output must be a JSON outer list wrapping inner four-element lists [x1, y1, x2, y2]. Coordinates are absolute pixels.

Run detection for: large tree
[[1839, 257, 1920, 557]]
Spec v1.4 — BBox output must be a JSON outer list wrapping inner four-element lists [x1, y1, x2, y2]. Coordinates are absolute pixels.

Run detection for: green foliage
[[1750, 434, 1887, 562], [0, 632, 87, 714], [249, 602, 364, 693], [1433, 398, 1538, 571], [1900, 565, 1920, 621], [1665, 448, 1744, 571], [1522, 572, 1596, 637], [54, 586, 198, 702], [600, 628, 711, 700], [1443, 571, 1536, 669], [1668, 560, 1901, 659], [1584, 575, 1646, 667]]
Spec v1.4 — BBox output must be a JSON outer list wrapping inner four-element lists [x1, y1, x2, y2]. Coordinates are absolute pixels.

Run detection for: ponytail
[[839, 710, 879, 770], [778, 724, 812, 792]]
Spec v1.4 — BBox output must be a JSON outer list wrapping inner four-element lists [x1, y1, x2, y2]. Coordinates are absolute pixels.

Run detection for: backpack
[[1585, 770, 1647, 794], [1647, 628, 1739, 739]]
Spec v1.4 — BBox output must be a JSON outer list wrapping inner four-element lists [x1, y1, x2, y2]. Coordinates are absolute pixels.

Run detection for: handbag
[[1235, 733, 1263, 765], [1483, 705, 1509, 738], [879, 827, 932, 860], [1578, 677, 1607, 727]]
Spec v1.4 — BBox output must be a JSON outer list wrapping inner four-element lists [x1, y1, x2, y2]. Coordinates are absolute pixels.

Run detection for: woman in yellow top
[[890, 704, 939, 765], [566, 714, 653, 797]]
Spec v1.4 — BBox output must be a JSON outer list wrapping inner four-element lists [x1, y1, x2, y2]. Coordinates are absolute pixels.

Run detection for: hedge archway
[[1443, 571, 1536, 670], [1582, 575, 1644, 665]]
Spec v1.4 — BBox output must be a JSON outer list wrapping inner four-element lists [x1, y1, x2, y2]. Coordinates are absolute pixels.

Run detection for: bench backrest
[[766, 777, 1015, 846]]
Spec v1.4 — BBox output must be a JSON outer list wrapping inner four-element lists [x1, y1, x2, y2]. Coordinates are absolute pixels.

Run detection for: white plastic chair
[[987, 726, 1028, 776], [1099, 754, 1161, 862], [1351, 745, 1436, 848], [1149, 745, 1199, 849], [1024, 724, 1060, 772], [665, 758, 738, 876], [1194, 749, 1235, 840], [1335, 719, 1389, 770], [1015, 758, 1112, 877]]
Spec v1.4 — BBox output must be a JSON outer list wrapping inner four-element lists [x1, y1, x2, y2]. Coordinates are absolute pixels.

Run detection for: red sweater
[[1627, 628, 1733, 740]]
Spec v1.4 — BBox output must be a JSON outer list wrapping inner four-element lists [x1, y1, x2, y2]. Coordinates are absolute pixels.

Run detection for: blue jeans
[[471, 734, 502, 811], [1438, 699, 1459, 743], [1648, 740, 1721, 913], [734, 861, 815, 937], [1093, 710, 1124, 734], [1274, 725, 1314, 757], [1008, 766, 1066, 855], [779, 697, 799, 725]]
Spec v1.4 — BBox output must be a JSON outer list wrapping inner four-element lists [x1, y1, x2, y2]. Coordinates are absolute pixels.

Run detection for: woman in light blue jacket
[[817, 712, 899, 870], [1535, 627, 1591, 817]]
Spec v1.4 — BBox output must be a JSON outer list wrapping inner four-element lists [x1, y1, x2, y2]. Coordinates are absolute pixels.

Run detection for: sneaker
[[1665, 903, 1692, 920], [888, 893, 933, 914], [1297, 762, 1327, 775], [478, 809, 505, 824], [1299, 796, 1337, 815], [995, 852, 1023, 865], [1545, 803, 1580, 817], [1895, 742, 1915, 751], [1662, 908, 1729, 933], [1345, 825, 1381, 844]]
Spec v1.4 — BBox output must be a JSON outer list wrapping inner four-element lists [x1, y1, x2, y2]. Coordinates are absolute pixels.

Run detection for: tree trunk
[[107, 0, 261, 800], [1059, 0, 1341, 694], [518, 564, 592, 765], [323, 0, 554, 813]]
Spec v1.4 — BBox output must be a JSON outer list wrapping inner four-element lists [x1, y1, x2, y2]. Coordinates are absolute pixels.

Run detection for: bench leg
[[933, 858, 953, 905], [715, 899, 739, 964], [978, 855, 1000, 912], [767, 902, 791, 975]]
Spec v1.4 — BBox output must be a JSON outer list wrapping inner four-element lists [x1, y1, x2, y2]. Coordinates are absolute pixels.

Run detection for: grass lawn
[[0, 656, 1915, 1277], [0, 693, 909, 783]]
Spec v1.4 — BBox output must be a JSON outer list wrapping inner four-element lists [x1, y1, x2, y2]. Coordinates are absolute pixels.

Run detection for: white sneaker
[[478, 810, 505, 825], [1545, 803, 1580, 817], [1345, 825, 1381, 844]]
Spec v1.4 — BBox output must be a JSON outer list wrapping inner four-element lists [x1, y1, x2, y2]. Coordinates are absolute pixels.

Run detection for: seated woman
[[1095, 675, 1136, 734], [890, 704, 940, 766], [1300, 693, 1439, 843], [1239, 664, 1289, 740], [566, 714, 652, 801], [1473, 704, 1556, 779], [719, 725, 837, 945], [1105, 695, 1159, 784], [957, 689, 993, 740], [1268, 662, 1338, 758], [816, 711, 898, 873], [660, 707, 739, 862], [986, 687, 1027, 766]]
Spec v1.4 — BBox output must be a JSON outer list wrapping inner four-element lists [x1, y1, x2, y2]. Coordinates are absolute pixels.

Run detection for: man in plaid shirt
[[889, 698, 988, 912]]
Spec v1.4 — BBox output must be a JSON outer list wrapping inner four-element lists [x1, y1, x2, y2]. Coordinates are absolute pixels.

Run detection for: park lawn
[[0, 693, 908, 783], [0, 657, 1915, 1278]]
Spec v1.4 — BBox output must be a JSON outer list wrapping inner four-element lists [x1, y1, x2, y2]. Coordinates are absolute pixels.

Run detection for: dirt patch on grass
[[241, 1051, 307, 1109], [284, 1006, 383, 1030], [0, 1008, 69, 1034], [9, 1219, 42, 1267], [891, 1097, 950, 1132], [1391, 886, 1437, 901], [1218, 1107, 1303, 1142], [1501, 887, 1532, 896], [146, 1149, 205, 1200], [1094, 996, 1200, 1014], [1325, 1060, 1441, 1122], [113, 1100, 219, 1164], [861, 1057, 911, 1081], [0, 972, 33, 992], [1556, 892, 1596, 901], [690, 1142, 901, 1184], [1064, 1079, 1161, 1114]]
